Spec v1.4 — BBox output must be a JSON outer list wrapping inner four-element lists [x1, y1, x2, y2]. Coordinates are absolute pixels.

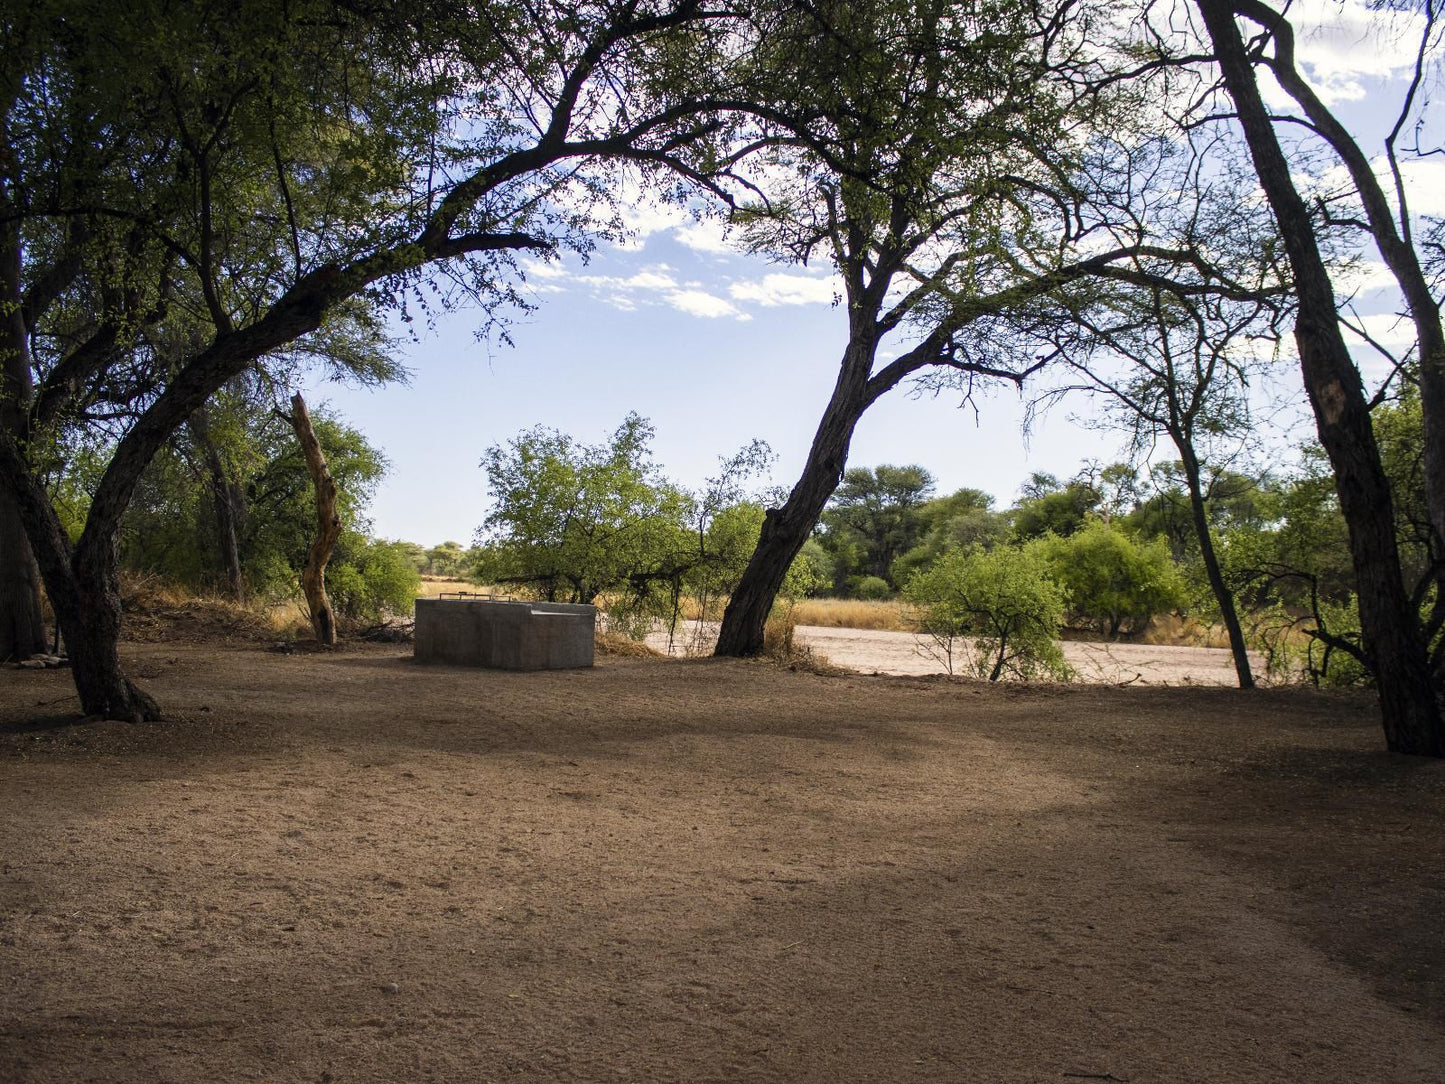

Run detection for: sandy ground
[[1, 640, 1443, 1083], [648, 623, 1263, 685]]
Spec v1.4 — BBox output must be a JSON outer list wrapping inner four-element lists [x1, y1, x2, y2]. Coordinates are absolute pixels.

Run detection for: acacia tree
[[1220, 0, 1445, 554], [1194, 0, 1443, 754], [820, 464, 935, 588], [1029, 278, 1279, 685], [0, 0, 747, 719], [477, 413, 694, 611], [713, 0, 1249, 656]]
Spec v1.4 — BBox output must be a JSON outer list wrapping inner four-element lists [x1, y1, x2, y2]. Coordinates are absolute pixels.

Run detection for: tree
[[0, 0, 746, 719], [425, 542, 467, 578], [66, 393, 413, 622], [818, 464, 934, 590], [1217, 0, 1445, 556], [477, 413, 694, 620], [1194, 0, 1443, 754], [904, 542, 1071, 680], [1036, 519, 1186, 638], [479, 415, 795, 639], [891, 487, 1009, 585], [1011, 473, 1102, 541], [714, 0, 1234, 656], [0, 219, 46, 660], [286, 393, 342, 645], [1036, 279, 1279, 685]]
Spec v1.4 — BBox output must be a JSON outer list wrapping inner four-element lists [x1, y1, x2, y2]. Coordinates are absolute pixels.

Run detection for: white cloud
[[602, 294, 638, 313], [666, 289, 750, 320], [1343, 310, 1416, 350], [522, 258, 569, 280], [729, 272, 839, 307], [1336, 260, 1398, 294], [1294, 0, 1428, 93], [577, 268, 680, 292], [1260, 0, 1432, 105], [674, 220, 736, 254]]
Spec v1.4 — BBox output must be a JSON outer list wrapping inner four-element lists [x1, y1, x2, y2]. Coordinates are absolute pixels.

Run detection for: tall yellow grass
[[787, 597, 910, 631]]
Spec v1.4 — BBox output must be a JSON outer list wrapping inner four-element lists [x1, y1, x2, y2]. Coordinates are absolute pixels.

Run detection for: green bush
[[326, 535, 422, 623], [904, 543, 1071, 681], [850, 575, 893, 600], [1036, 520, 1185, 637]]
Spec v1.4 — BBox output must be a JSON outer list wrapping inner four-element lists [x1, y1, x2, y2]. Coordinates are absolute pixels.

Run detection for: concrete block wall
[[413, 598, 596, 670]]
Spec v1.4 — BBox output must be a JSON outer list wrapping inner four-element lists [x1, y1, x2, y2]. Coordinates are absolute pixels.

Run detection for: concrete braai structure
[[414, 596, 596, 670]]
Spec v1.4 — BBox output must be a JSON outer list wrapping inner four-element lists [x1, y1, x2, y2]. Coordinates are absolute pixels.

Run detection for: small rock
[[379, 982, 401, 995]]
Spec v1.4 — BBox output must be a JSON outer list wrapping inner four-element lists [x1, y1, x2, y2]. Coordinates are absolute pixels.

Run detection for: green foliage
[[784, 538, 830, 600], [326, 537, 422, 623], [1248, 599, 1370, 688], [817, 464, 937, 592], [904, 543, 1071, 681], [477, 414, 692, 623], [850, 575, 893, 600], [423, 541, 468, 578], [112, 397, 414, 620], [891, 487, 1009, 585], [1036, 520, 1185, 637], [479, 416, 790, 637], [1011, 473, 1101, 540]]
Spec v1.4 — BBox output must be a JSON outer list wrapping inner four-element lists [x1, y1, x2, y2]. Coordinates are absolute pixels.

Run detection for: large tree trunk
[[1177, 439, 1254, 689], [0, 224, 48, 662], [0, 487, 45, 661], [716, 338, 877, 656], [1234, 0, 1445, 555], [287, 392, 341, 645], [1198, 0, 1442, 755], [0, 434, 159, 719], [188, 408, 246, 602], [64, 542, 159, 721]]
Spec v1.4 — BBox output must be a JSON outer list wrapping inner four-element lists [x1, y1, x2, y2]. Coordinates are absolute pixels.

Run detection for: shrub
[[1036, 520, 1185, 637], [904, 543, 1071, 681], [326, 536, 423, 623], [850, 574, 893, 600]]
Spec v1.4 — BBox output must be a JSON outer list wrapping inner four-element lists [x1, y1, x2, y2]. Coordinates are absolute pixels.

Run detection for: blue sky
[[303, 0, 1441, 548]]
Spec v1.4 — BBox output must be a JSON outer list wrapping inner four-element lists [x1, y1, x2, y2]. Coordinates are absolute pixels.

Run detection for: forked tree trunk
[[0, 434, 159, 719], [1199, 0, 1442, 755], [287, 392, 341, 645], [0, 223, 48, 662]]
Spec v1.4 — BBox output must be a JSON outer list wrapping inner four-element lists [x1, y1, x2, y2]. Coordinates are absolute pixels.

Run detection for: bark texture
[[716, 338, 878, 656], [188, 408, 246, 602], [1178, 444, 1254, 689], [1198, 0, 1442, 754], [0, 224, 47, 661], [288, 393, 341, 645]]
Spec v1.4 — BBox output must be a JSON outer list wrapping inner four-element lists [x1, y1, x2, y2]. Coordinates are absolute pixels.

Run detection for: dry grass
[[415, 578, 505, 599], [118, 574, 292, 643], [668, 596, 910, 631], [1134, 612, 1231, 648], [788, 597, 911, 631], [595, 628, 666, 658]]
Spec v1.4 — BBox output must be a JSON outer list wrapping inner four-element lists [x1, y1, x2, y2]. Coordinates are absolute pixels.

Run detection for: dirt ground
[[2, 641, 1443, 1083]]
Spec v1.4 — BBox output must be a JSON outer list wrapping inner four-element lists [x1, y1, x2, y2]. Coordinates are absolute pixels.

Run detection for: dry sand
[[648, 623, 1263, 685], [1, 640, 1441, 1083]]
